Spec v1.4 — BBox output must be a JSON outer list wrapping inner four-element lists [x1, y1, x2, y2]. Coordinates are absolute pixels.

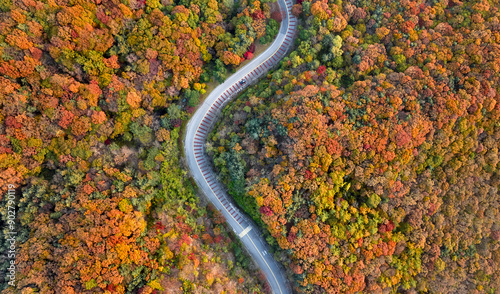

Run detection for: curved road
[[184, 2, 297, 293]]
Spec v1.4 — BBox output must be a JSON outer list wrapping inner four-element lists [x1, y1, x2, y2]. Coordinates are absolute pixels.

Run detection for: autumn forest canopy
[[0, 0, 280, 291], [209, 0, 500, 292], [0, 0, 500, 292]]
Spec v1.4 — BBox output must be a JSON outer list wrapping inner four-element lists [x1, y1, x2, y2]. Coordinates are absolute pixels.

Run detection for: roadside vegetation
[[0, 0, 282, 291], [209, 0, 500, 292]]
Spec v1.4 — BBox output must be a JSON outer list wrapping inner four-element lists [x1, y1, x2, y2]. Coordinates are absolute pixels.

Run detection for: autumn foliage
[[0, 0, 276, 291], [210, 0, 500, 292]]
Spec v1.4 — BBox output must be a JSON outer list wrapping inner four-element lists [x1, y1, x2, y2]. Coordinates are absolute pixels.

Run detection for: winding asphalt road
[[184, 1, 297, 293]]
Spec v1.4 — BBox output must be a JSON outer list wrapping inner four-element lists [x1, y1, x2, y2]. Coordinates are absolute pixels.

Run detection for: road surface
[[184, 1, 297, 293]]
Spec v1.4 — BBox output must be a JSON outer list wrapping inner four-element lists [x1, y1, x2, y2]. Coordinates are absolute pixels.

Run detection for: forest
[[209, 0, 500, 292], [0, 0, 282, 291]]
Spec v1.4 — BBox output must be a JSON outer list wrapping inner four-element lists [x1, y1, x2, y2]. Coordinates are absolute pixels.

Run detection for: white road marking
[[238, 226, 252, 238], [248, 236, 284, 294]]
